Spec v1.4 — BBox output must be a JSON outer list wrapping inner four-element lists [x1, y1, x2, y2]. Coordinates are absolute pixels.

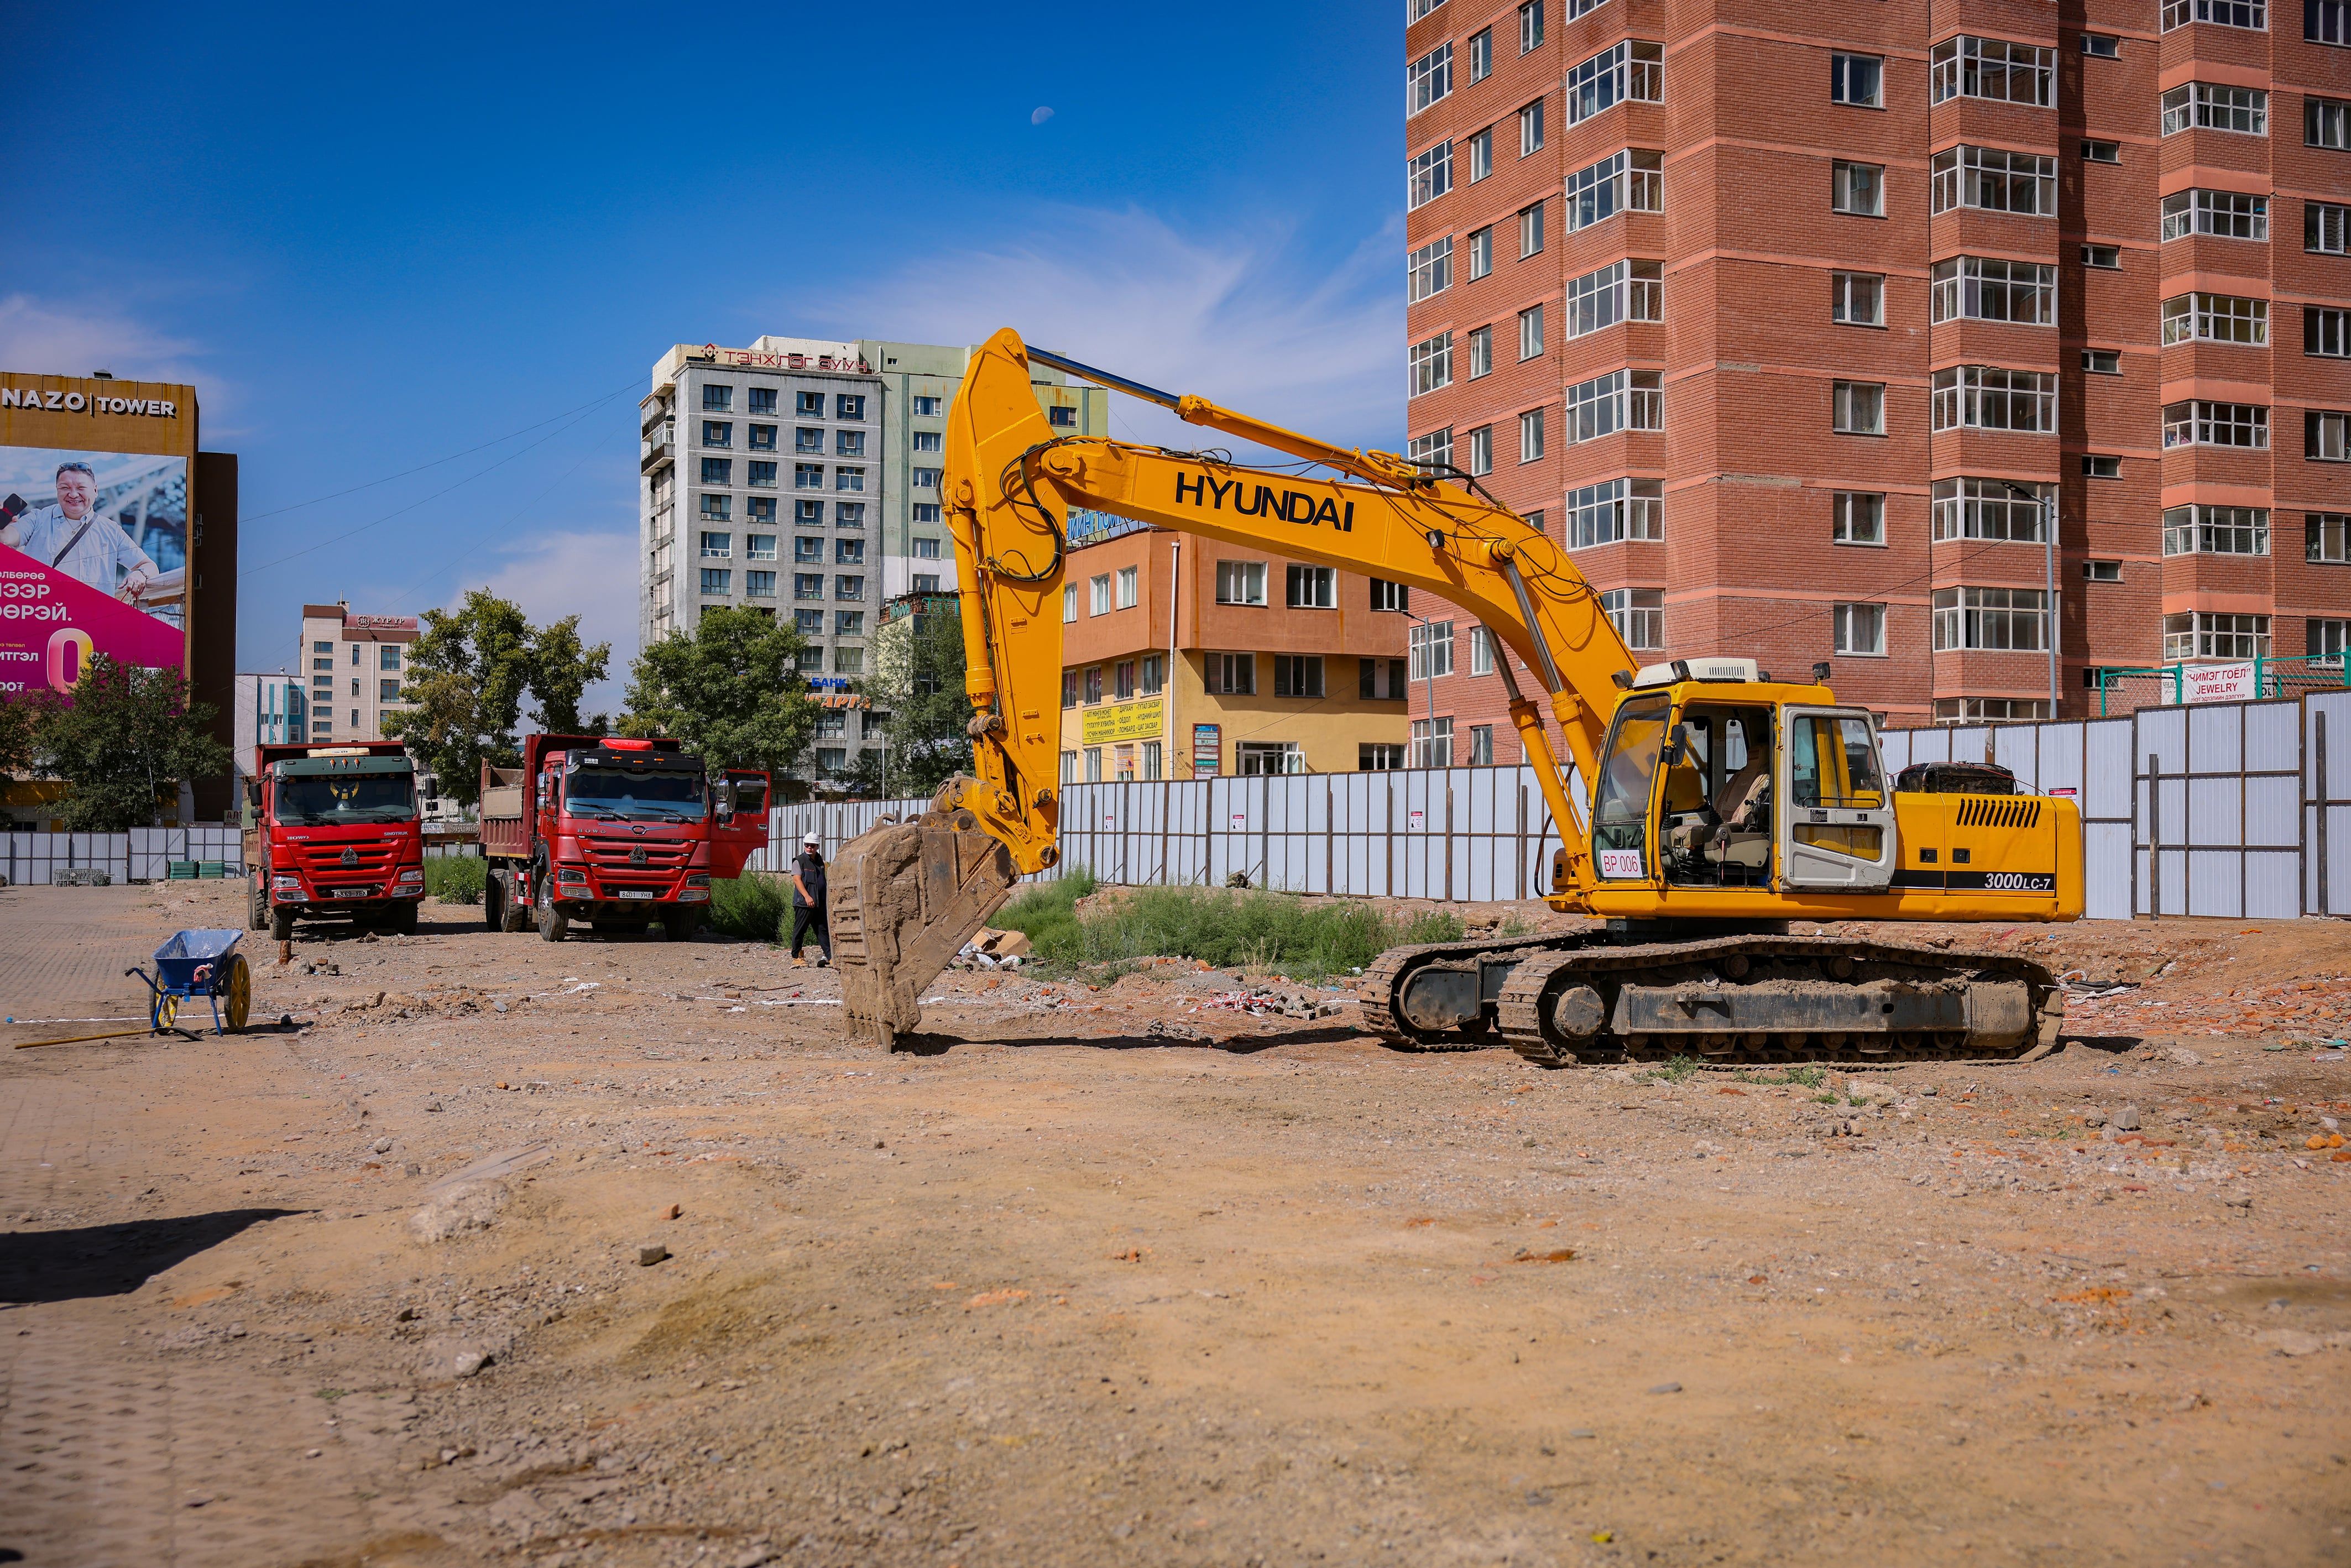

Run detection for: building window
[[1565, 259, 1663, 336], [1237, 742, 1305, 776], [1930, 146, 2056, 214], [1407, 139, 1454, 210], [1408, 428, 1454, 472], [1287, 564, 1336, 608], [2164, 611, 2269, 661], [1115, 565, 1138, 609], [2083, 560, 2123, 582], [1521, 407, 1548, 460], [794, 427, 824, 454], [1929, 35, 2054, 104], [1135, 654, 1164, 696], [2312, 513, 2351, 561], [1467, 25, 1492, 82], [1409, 718, 1455, 769], [2084, 348, 2122, 374], [1602, 587, 1665, 650], [1932, 478, 2049, 542], [1089, 573, 1111, 615], [1464, 424, 1493, 475], [795, 573, 824, 600], [1408, 41, 1453, 116], [2082, 32, 2121, 56], [1467, 324, 1493, 377], [2308, 201, 2350, 253], [2162, 400, 2270, 448], [2161, 0, 2266, 27], [1210, 652, 1257, 694], [1518, 202, 1545, 258], [2312, 409, 2351, 460], [2161, 292, 2268, 346], [1409, 619, 1455, 680], [796, 609, 824, 635], [793, 463, 825, 490], [2161, 83, 2268, 137], [1273, 655, 1325, 697], [1519, 0, 1544, 52], [912, 537, 941, 559], [796, 499, 823, 524], [1215, 560, 1267, 605], [1566, 39, 1663, 124], [700, 568, 731, 595], [1565, 477, 1664, 547], [835, 467, 866, 492], [1564, 371, 1661, 442], [908, 503, 937, 525], [1361, 657, 1410, 699], [2311, 619, 2350, 667], [1832, 380, 1886, 435], [1830, 53, 1884, 107], [835, 538, 865, 565], [1565, 149, 1664, 230], [745, 570, 777, 597], [1519, 98, 1545, 156], [1409, 331, 1454, 395], [702, 420, 733, 448], [1929, 256, 2056, 324], [1466, 227, 1493, 281], [699, 493, 732, 521], [2084, 454, 2123, 478], [1934, 698, 2047, 723], [795, 391, 824, 416], [1048, 404, 1078, 428], [1060, 670, 1078, 709], [795, 536, 824, 563], [699, 457, 732, 486], [836, 575, 865, 600], [1083, 746, 1103, 783], [1831, 271, 1885, 326], [1833, 491, 1885, 546], [379, 678, 401, 701], [702, 384, 733, 412], [1084, 665, 1103, 704], [746, 460, 777, 488], [2307, 306, 2351, 356], [379, 645, 401, 670], [1467, 626, 1496, 676], [1932, 587, 2048, 651], [1467, 127, 1493, 183], [2082, 138, 2120, 163], [699, 530, 732, 558], [2162, 505, 2270, 555], [2316, 0, 2351, 42], [835, 394, 865, 420], [1370, 578, 1409, 612], [1141, 740, 1163, 780], [1518, 304, 1545, 359], [746, 387, 777, 415], [1831, 160, 1885, 216], [2082, 243, 2122, 268], [1833, 603, 1887, 656], [1932, 366, 2056, 432], [1408, 236, 1453, 302], [748, 424, 776, 451], [911, 430, 943, 454], [1468, 725, 1495, 766], [912, 395, 944, 416], [745, 496, 776, 524]]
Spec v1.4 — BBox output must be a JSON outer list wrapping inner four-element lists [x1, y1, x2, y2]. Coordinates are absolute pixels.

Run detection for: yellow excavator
[[832, 329, 2082, 1068]]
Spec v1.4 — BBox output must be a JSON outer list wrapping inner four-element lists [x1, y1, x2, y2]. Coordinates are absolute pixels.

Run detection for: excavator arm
[[832, 327, 1636, 1048]]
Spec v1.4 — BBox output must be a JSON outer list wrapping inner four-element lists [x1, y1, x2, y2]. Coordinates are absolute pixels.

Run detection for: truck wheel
[[248, 879, 269, 931], [662, 908, 699, 943], [390, 900, 419, 936], [536, 877, 568, 943], [499, 872, 532, 934], [483, 872, 504, 932], [270, 905, 295, 942]]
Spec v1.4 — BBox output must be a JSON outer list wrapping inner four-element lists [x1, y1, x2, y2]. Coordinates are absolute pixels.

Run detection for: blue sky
[[0, 2, 1404, 711]]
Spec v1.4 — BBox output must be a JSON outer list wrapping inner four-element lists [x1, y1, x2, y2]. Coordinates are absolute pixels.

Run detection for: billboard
[[0, 375, 196, 697]]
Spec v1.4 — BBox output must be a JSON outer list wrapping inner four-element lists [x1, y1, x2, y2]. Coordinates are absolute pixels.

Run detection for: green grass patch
[[1642, 1054, 1706, 1084], [421, 855, 485, 905], [707, 872, 792, 943], [1739, 1064, 1828, 1088], [993, 868, 1461, 982]]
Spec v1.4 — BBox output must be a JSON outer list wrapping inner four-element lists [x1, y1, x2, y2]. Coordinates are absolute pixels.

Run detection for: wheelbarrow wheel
[[222, 954, 252, 1033], [151, 990, 180, 1033]]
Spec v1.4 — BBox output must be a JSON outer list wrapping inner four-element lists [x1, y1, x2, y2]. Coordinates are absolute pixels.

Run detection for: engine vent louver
[[1955, 796, 2041, 829]]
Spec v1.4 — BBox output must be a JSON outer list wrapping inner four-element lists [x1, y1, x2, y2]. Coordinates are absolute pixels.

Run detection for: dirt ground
[[3, 879, 2349, 1568]]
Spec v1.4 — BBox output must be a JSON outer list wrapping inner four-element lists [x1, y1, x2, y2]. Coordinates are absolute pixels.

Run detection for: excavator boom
[[832, 329, 2081, 1063]]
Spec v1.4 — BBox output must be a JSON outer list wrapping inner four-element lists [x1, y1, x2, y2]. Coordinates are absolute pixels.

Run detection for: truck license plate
[[615, 889, 656, 899]]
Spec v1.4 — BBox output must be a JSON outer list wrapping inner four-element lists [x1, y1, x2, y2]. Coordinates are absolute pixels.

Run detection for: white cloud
[[0, 293, 212, 392], [469, 527, 640, 720], [808, 205, 1403, 458]]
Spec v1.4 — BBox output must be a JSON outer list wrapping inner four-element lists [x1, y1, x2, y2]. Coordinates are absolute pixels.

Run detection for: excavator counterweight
[[833, 329, 2082, 1063]]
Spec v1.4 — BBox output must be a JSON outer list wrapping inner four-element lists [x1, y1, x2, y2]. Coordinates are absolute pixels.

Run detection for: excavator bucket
[[830, 795, 1021, 1052]]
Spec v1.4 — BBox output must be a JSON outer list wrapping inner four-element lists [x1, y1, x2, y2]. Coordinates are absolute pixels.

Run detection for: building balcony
[[641, 421, 675, 475]]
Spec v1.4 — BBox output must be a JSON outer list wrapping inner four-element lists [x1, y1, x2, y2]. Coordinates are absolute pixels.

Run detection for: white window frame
[[1519, 98, 1545, 156], [2161, 400, 2270, 448], [1832, 602, 1888, 656], [1565, 40, 1664, 125], [1565, 259, 1662, 336], [1932, 587, 2050, 652], [1930, 145, 2057, 215], [1408, 42, 1453, 116], [2162, 504, 2271, 556], [1931, 366, 2057, 432], [2310, 513, 2351, 563], [2163, 611, 2269, 662], [1116, 565, 1139, 609], [1929, 36, 2054, 105], [1830, 52, 1884, 108], [1930, 256, 2056, 325], [1467, 325, 1493, 378], [2161, 0, 2266, 30], [2161, 188, 2268, 242], [1518, 304, 1545, 360], [1408, 620, 1455, 680], [2308, 201, 2350, 253], [1211, 652, 1257, 695], [1408, 236, 1454, 302], [2160, 292, 2268, 346], [1831, 271, 1885, 326], [2161, 82, 2268, 137], [1465, 424, 1493, 475], [1214, 560, 1268, 605], [1565, 149, 1664, 231], [1564, 477, 1665, 547], [1832, 491, 1885, 546], [1601, 587, 1665, 650], [1521, 407, 1547, 461], [1407, 140, 1454, 210], [1831, 160, 1885, 216], [1409, 331, 1454, 396], [1832, 380, 1886, 435], [1285, 564, 1337, 609], [1932, 478, 2050, 542]]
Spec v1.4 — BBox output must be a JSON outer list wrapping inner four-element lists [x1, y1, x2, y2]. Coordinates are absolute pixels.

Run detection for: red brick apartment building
[[1402, 0, 2351, 756]]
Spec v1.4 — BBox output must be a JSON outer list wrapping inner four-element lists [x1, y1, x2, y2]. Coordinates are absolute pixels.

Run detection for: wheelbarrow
[[127, 928, 252, 1035]]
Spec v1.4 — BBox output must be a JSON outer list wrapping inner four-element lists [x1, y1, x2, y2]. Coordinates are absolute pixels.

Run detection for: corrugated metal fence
[[768, 688, 2351, 920], [1, 826, 246, 886]]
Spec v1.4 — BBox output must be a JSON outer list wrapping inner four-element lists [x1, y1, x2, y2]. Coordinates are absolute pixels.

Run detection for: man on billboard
[[0, 460, 158, 601]]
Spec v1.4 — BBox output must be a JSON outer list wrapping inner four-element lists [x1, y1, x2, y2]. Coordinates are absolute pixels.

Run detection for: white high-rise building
[[638, 337, 1106, 786]]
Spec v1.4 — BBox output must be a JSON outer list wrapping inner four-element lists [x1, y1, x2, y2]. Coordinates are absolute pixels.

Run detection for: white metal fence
[[769, 689, 2351, 919], [1, 826, 245, 886]]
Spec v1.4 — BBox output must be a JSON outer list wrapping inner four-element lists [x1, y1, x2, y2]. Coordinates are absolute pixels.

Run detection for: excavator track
[[1491, 935, 2063, 1070], [1355, 933, 1591, 1050]]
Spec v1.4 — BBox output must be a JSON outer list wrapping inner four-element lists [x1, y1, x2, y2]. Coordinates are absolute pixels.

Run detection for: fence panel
[[2309, 693, 2351, 918]]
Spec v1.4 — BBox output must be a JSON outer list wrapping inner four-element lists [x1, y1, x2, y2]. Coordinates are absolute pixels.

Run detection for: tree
[[620, 606, 815, 777], [0, 696, 34, 776], [858, 598, 973, 796], [384, 590, 610, 805], [27, 655, 232, 831]]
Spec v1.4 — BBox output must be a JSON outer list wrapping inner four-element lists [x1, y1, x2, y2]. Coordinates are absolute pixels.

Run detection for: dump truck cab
[[247, 742, 426, 939]]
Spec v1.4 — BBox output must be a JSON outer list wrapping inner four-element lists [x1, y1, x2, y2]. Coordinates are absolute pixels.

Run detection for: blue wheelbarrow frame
[[127, 928, 252, 1034]]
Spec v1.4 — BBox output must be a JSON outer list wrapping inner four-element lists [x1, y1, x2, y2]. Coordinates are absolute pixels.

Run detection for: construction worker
[[790, 830, 830, 966]]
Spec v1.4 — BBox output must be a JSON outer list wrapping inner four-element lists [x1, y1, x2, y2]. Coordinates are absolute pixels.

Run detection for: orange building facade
[[1403, 0, 2351, 753]]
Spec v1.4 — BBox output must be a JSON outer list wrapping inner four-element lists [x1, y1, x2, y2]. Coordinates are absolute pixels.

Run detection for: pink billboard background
[[0, 447, 189, 697]]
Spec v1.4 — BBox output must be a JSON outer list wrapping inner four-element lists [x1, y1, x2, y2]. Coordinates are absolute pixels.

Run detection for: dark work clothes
[[793, 850, 827, 908], [790, 903, 832, 960]]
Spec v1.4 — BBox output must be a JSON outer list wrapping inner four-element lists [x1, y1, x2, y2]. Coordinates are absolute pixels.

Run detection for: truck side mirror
[[714, 779, 736, 822], [536, 775, 551, 809]]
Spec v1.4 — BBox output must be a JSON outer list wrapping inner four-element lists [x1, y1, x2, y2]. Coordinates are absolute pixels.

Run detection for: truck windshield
[[568, 767, 705, 820], [276, 773, 417, 825]]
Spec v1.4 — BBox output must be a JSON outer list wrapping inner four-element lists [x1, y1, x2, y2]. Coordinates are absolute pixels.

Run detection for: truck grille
[[297, 842, 399, 874], [581, 832, 691, 886]]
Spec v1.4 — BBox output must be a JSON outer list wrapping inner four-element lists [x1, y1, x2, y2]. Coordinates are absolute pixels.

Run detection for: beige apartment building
[[297, 602, 419, 744]]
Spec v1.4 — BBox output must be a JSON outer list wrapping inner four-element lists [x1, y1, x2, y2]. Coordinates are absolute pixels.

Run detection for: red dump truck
[[477, 733, 770, 942], [246, 741, 427, 938]]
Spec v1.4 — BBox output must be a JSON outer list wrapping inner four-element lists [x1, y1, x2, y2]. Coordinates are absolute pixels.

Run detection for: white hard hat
[[803, 832, 821, 845]]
